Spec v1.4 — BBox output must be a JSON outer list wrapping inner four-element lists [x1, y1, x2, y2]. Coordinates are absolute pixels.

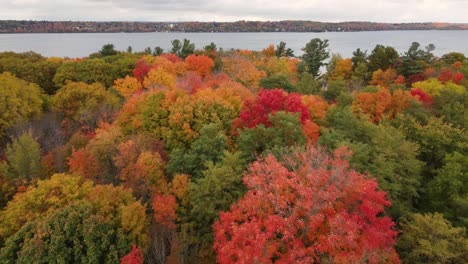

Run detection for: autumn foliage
[[213, 146, 399, 263]]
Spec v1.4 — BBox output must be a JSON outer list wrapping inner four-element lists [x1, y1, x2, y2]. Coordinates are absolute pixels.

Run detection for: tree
[[121, 245, 143, 264], [301, 38, 330, 78], [259, 74, 296, 93], [51, 81, 120, 127], [0, 174, 149, 250], [233, 89, 310, 130], [0, 52, 62, 94], [0, 72, 43, 141], [397, 213, 468, 264], [368, 45, 398, 72], [185, 54, 214, 77], [178, 152, 246, 262], [426, 152, 467, 226], [5, 131, 42, 181], [0, 203, 140, 263], [275, 41, 294, 57], [114, 75, 143, 98], [53, 59, 118, 88], [351, 48, 368, 69], [171, 39, 195, 59], [166, 124, 227, 179], [213, 146, 399, 264], [100, 43, 118, 56], [236, 111, 309, 161]]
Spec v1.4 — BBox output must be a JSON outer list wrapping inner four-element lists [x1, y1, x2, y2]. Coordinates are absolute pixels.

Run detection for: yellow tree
[[114, 75, 143, 98]]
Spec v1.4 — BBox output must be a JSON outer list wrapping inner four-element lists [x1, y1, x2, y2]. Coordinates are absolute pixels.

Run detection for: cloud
[[0, 0, 467, 22]]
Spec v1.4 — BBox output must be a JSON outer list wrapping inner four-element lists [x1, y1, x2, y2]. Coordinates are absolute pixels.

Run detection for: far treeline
[[0, 38, 467, 264], [1, 20, 468, 33]]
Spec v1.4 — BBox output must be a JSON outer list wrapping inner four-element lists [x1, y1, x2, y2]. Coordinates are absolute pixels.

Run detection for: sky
[[1, 0, 467, 23]]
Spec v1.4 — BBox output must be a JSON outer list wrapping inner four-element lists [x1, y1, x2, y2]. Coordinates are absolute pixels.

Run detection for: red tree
[[234, 89, 310, 129], [133, 59, 151, 82], [213, 146, 399, 264], [121, 245, 143, 264], [410, 88, 433, 108]]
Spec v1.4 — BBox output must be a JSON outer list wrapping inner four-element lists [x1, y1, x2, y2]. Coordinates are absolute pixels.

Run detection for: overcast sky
[[1, 0, 467, 23]]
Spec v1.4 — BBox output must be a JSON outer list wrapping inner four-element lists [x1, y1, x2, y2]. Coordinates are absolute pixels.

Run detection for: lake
[[1, 31, 468, 58]]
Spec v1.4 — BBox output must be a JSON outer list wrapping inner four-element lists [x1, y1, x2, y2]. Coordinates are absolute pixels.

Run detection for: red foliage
[[394, 75, 406, 85], [177, 71, 204, 94], [234, 89, 310, 129], [185, 54, 214, 77], [133, 59, 151, 83], [438, 69, 453, 84], [121, 245, 143, 264], [152, 193, 177, 230], [453, 72, 464, 84], [68, 148, 100, 181], [160, 53, 183, 63], [410, 88, 433, 108], [407, 73, 426, 85], [213, 146, 399, 264]]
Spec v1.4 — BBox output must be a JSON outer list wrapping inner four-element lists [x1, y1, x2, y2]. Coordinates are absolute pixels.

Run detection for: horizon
[[2, 19, 468, 24]]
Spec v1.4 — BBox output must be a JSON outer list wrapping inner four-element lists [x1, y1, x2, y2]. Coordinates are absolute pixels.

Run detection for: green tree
[[301, 38, 330, 78], [323, 79, 348, 102], [166, 123, 227, 179], [351, 48, 368, 69], [427, 152, 467, 226], [275, 41, 294, 57], [259, 74, 296, 92], [0, 203, 133, 263], [178, 151, 246, 263], [5, 131, 42, 181], [0, 51, 62, 94], [53, 58, 118, 87], [397, 213, 468, 264], [296, 72, 321, 95], [237, 111, 307, 162], [99, 43, 118, 57], [368, 45, 399, 72], [0, 72, 43, 142]]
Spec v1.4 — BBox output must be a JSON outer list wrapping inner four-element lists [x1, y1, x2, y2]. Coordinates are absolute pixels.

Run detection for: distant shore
[[1, 20, 468, 33]]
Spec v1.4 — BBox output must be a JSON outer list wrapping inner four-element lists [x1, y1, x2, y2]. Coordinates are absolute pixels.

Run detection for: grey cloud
[[0, 0, 467, 22]]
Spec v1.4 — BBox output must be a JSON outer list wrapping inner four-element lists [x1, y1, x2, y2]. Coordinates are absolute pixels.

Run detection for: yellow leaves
[[330, 58, 353, 81], [143, 68, 176, 90], [412, 78, 465, 96], [120, 201, 150, 246], [0, 72, 43, 133], [114, 75, 142, 98]]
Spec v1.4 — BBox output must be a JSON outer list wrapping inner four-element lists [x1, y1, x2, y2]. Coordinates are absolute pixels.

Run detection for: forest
[[0, 39, 466, 263], [2, 20, 468, 33]]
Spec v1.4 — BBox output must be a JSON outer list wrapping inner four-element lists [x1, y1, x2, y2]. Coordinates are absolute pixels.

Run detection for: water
[[1, 31, 468, 58]]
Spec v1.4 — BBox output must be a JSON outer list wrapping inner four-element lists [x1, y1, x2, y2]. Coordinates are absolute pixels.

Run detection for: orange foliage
[[352, 89, 413, 123], [261, 44, 275, 57], [370, 68, 398, 87], [331, 58, 353, 80], [68, 148, 100, 180], [301, 95, 330, 122], [185, 54, 214, 77], [222, 55, 266, 91]]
